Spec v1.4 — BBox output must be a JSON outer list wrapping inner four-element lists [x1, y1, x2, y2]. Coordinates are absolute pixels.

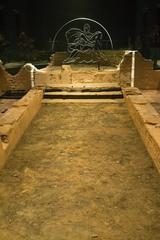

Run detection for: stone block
[[94, 71, 120, 83], [49, 72, 61, 84], [35, 71, 49, 86], [71, 72, 94, 83], [0, 107, 26, 125], [123, 87, 142, 96]]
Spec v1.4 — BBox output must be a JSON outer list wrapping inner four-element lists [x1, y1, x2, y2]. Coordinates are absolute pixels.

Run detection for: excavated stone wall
[[0, 51, 160, 92], [0, 63, 10, 94], [134, 53, 160, 90], [34, 65, 120, 88], [124, 87, 160, 174], [35, 52, 160, 90], [120, 52, 160, 89], [0, 89, 43, 168], [0, 63, 32, 93]]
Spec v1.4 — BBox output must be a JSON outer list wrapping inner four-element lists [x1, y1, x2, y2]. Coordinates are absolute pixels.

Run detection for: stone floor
[[0, 102, 160, 240]]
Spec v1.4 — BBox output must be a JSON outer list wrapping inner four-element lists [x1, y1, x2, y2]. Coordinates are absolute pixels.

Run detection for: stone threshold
[[45, 83, 121, 91], [43, 98, 124, 103]]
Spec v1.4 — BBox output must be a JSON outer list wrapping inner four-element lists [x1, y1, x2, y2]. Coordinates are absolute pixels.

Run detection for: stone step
[[0, 90, 27, 99], [43, 98, 124, 103], [45, 83, 121, 92], [44, 91, 123, 99]]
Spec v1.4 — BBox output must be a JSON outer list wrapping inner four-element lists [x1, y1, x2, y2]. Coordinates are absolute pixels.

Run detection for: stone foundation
[[1, 51, 160, 92], [134, 53, 160, 90], [0, 63, 32, 93], [35, 66, 120, 88], [120, 52, 160, 89], [35, 51, 160, 90], [0, 89, 43, 168], [124, 87, 160, 173], [0, 51, 160, 170]]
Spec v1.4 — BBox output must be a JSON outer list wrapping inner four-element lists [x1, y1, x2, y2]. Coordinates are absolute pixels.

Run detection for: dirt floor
[[0, 101, 160, 240]]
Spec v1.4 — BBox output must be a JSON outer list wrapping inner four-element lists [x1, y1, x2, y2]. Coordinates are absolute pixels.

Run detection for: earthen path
[[0, 101, 160, 240]]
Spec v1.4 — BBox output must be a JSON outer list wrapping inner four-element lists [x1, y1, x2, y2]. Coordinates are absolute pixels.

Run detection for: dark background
[[0, 0, 160, 50]]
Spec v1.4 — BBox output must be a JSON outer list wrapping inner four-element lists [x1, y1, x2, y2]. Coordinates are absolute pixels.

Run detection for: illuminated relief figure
[[63, 23, 103, 63]]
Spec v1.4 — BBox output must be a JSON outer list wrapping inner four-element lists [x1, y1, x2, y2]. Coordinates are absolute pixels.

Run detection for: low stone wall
[[119, 52, 132, 87], [0, 89, 43, 169], [35, 65, 120, 88], [0, 63, 32, 93], [134, 53, 160, 90], [35, 51, 160, 90], [120, 52, 160, 89], [7, 66, 32, 91], [0, 62, 10, 94], [1, 51, 159, 92], [124, 87, 160, 174]]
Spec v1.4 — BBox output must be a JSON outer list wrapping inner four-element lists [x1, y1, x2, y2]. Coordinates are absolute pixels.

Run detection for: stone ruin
[[0, 18, 160, 173]]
